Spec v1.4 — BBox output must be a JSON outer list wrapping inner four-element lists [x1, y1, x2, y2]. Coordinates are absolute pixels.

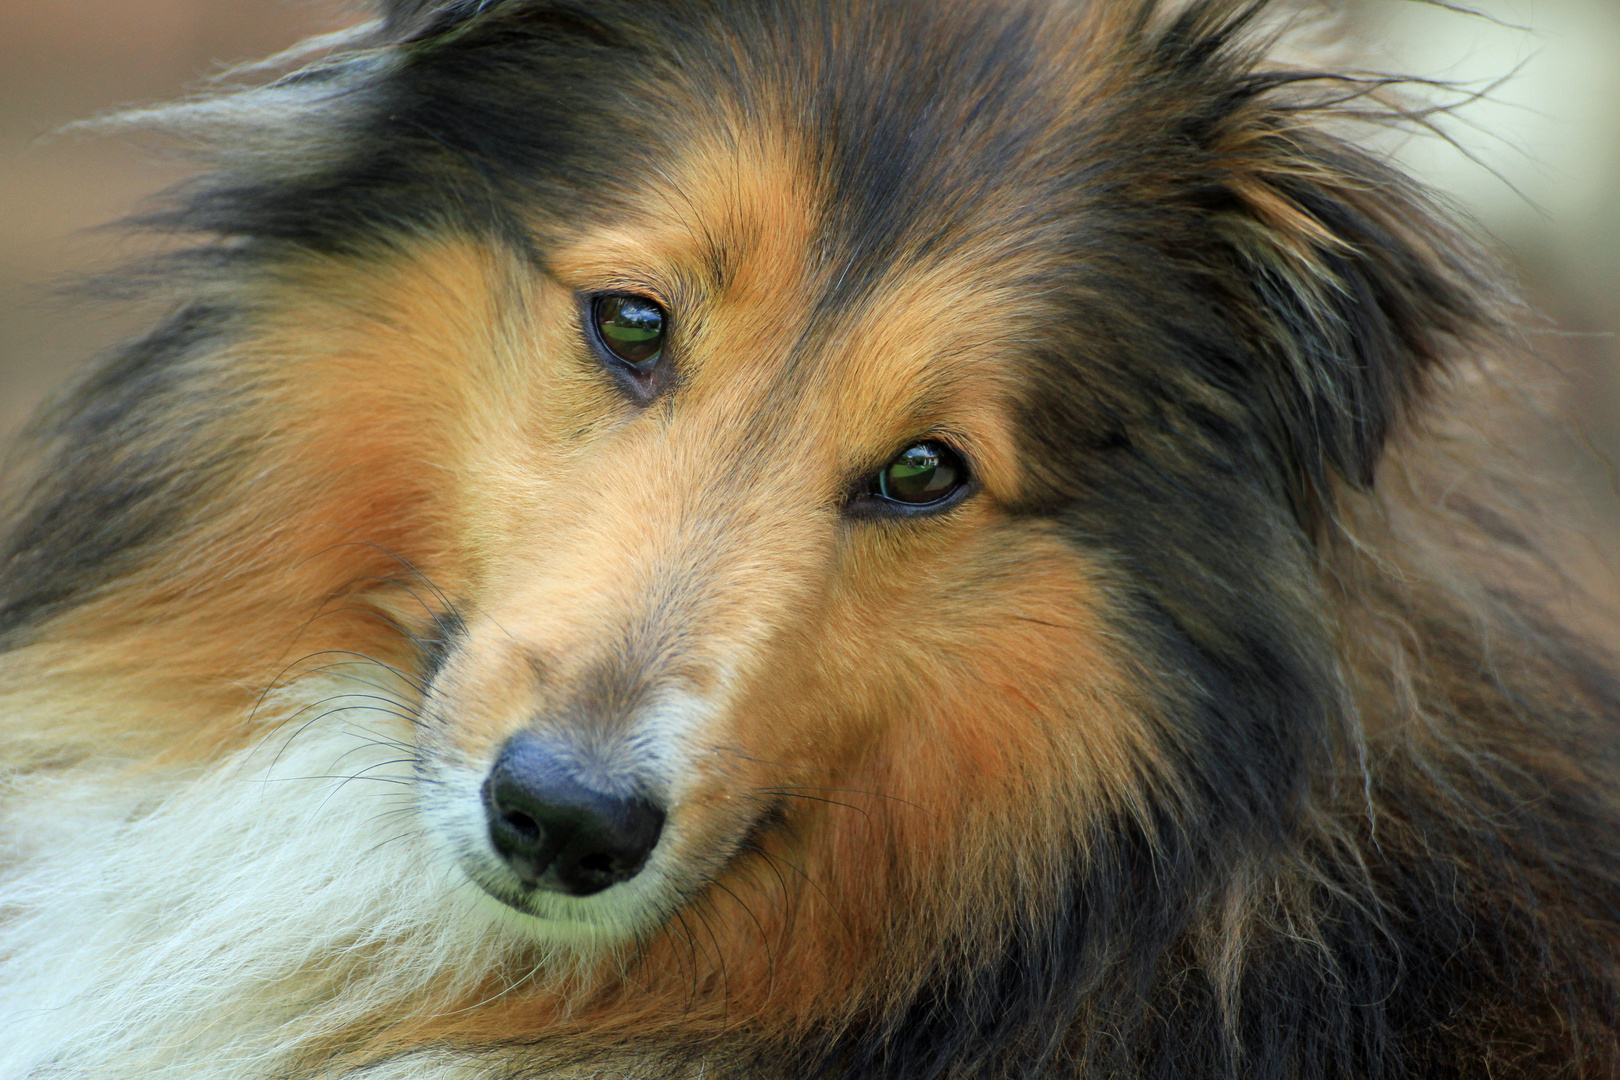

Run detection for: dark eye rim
[[845, 439, 976, 520], [582, 291, 670, 396]]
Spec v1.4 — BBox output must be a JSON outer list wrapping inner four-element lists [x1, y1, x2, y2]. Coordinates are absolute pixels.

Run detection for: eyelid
[[861, 432, 974, 477], [588, 282, 668, 304]]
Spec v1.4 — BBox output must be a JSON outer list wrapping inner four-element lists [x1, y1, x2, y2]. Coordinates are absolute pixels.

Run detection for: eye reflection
[[867, 441, 967, 507], [592, 294, 665, 371]]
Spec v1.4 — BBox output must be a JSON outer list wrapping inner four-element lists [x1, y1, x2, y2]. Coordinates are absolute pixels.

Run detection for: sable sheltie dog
[[2, 0, 1619, 1077]]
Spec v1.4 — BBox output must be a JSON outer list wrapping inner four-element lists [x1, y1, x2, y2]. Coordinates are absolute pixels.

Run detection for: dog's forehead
[[515, 0, 1116, 476], [544, 123, 1049, 455], [535, 0, 1092, 315], [549, 116, 1061, 344], [545, 132, 822, 301]]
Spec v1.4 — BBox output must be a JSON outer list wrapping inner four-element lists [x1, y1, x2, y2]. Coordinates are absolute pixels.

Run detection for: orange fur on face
[[0, 242, 554, 762]]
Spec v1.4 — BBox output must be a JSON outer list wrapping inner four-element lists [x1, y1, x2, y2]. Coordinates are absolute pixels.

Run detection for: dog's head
[[345, 0, 1498, 955], [4, 0, 1500, 1006]]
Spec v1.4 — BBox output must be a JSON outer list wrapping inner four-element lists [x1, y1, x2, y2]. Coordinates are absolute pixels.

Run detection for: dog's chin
[[456, 855, 676, 950]]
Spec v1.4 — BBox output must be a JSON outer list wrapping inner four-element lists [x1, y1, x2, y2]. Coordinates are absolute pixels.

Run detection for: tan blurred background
[[2, 0, 1617, 478], [0, 0, 352, 450]]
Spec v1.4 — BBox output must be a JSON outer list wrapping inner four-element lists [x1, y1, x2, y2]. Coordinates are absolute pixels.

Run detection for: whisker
[[742, 793, 868, 843], [686, 897, 732, 1018], [707, 877, 776, 994], [732, 842, 797, 921], [669, 909, 705, 1011], [757, 791, 894, 836], [270, 772, 414, 787], [275, 650, 431, 696], [739, 844, 854, 941], [335, 726, 421, 753]]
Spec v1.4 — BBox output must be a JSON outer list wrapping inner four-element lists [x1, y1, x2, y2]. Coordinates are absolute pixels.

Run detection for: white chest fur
[[0, 686, 527, 1079]]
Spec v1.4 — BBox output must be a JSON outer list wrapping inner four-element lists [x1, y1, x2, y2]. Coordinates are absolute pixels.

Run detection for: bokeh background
[[0, 0, 353, 449], [3, 0, 1617, 490]]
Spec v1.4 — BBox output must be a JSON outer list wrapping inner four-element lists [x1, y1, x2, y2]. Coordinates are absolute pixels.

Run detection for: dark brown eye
[[592, 294, 665, 371], [869, 441, 967, 507]]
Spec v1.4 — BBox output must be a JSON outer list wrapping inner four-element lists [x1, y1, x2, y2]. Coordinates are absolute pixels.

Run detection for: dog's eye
[[592, 294, 665, 372], [867, 441, 968, 507]]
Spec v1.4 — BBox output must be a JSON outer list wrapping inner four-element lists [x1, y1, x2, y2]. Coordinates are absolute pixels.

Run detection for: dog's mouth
[[411, 600, 803, 941], [452, 813, 772, 946], [452, 816, 680, 939], [419, 727, 780, 942]]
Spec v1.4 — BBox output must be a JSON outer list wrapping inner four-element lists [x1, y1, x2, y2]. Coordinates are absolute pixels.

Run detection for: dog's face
[[132, 0, 1481, 968], [400, 129, 1141, 945], [1, 1, 1490, 1010]]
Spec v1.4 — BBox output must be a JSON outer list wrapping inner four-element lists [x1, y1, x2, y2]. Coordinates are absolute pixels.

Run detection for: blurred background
[[0, 0, 352, 448], [2, 0, 1617, 483]]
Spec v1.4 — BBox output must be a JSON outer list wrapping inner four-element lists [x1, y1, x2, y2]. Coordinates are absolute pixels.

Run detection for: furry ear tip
[[378, 0, 431, 29], [380, 0, 492, 36]]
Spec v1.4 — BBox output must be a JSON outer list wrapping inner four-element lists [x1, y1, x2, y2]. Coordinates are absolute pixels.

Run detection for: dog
[[2, 0, 1618, 1076]]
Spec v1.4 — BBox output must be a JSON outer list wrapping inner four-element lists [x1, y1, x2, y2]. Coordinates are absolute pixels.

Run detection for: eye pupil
[[875, 441, 964, 505], [593, 295, 665, 370]]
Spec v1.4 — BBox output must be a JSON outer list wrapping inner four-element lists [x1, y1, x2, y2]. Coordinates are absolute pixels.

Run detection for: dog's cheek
[[737, 514, 1151, 854]]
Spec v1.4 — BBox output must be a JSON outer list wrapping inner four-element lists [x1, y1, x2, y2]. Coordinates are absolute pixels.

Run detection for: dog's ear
[[379, 0, 500, 39], [1140, 0, 1509, 508], [1209, 98, 1505, 498]]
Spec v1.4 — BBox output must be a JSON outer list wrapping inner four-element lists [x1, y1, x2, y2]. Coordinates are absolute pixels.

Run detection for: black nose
[[483, 733, 666, 896]]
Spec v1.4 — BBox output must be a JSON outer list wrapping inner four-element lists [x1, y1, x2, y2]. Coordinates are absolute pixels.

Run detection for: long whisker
[[738, 842, 854, 941], [686, 896, 732, 1018]]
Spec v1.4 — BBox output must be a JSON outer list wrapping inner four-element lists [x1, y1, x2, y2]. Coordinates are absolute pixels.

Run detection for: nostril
[[482, 732, 666, 897], [501, 809, 540, 842]]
